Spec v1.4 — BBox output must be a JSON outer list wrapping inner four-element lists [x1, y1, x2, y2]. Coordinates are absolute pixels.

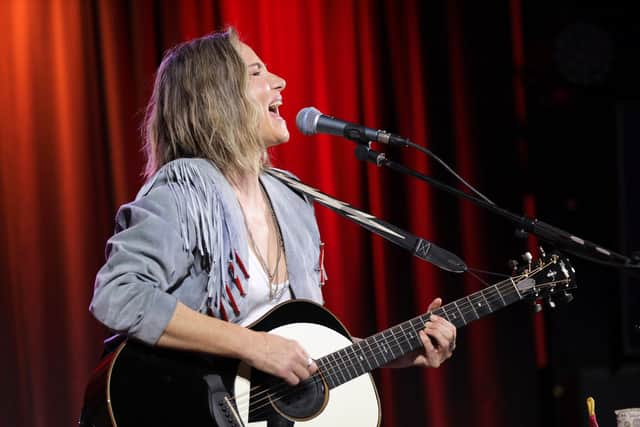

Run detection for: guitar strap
[[266, 168, 466, 273]]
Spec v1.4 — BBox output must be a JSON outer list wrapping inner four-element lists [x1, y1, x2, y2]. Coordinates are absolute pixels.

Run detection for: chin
[[266, 137, 289, 148], [279, 131, 290, 143]]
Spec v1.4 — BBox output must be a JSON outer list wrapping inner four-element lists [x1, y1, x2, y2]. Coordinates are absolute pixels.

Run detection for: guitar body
[[80, 300, 381, 427]]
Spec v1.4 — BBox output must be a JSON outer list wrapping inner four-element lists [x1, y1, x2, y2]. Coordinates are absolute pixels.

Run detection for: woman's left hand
[[386, 297, 457, 369]]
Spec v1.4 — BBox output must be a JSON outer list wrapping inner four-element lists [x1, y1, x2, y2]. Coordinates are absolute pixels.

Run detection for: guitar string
[[230, 260, 560, 408], [231, 264, 564, 414], [231, 268, 531, 408], [240, 278, 574, 420], [235, 274, 570, 417], [232, 268, 568, 416], [240, 278, 570, 421], [232, 278, 518, 410], [231, 263, 550, 400]]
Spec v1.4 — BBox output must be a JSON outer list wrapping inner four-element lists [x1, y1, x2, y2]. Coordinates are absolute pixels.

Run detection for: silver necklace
[[239, 185, 286, 299]]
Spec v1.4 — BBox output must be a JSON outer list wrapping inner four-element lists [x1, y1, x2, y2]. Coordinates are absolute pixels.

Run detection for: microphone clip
[[355, 145, 387, 167]]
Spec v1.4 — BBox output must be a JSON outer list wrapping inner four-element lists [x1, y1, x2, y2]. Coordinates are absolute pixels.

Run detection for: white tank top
[[239, 249, 292, 326]]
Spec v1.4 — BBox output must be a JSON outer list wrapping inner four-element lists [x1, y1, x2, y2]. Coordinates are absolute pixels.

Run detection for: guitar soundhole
[[255, 374, 327, 422]]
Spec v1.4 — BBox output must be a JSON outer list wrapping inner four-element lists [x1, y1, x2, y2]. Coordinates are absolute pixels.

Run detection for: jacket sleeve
[[89, 186, 194, 345]]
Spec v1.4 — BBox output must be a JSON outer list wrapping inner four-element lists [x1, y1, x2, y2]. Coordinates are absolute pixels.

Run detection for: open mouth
[[268, 100, 282, 117]]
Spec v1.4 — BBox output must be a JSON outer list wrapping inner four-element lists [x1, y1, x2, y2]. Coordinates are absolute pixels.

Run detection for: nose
[[270, 72, 286, 91]]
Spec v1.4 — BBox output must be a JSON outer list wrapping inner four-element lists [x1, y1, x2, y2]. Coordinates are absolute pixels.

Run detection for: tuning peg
[[521, 252, 533, 263], [547, 298, 556, 309], [532, 300, 543, 313], [561, 292, 574, 303], [508, 259, 519, 272]]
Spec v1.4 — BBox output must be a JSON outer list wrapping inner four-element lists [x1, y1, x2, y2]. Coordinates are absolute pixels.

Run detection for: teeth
[[268, 101, 282, 114]]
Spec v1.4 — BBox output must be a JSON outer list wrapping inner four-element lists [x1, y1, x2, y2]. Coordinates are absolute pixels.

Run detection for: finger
[[303, 354, 318, 373], [430, 313, 456, 329], [424, 321, 454, 344], [419, 330, 441, 367], [424, 327, 448, 351], [418, 329, 434, 352], [285, 372, 300, 386], [425, 321, 453, 346], [297, 346, 315, 370], [429, 315, 457, 342], [292, 361, 311, 381], [424, 323, 454, 356], [427, 298, 442, 312]]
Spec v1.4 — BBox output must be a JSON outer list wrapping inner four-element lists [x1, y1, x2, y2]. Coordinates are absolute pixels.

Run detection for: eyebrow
[[248, 62, 266, 69]]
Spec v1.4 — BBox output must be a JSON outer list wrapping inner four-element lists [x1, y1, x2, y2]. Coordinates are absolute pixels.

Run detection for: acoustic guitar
[[80, 252, 575, 427]]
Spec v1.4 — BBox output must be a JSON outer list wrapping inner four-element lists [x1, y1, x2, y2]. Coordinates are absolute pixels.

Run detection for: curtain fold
[[0, 1, 534, 426]]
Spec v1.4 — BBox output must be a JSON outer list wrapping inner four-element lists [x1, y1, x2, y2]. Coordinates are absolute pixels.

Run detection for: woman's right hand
[[244, 331, 317, 385]]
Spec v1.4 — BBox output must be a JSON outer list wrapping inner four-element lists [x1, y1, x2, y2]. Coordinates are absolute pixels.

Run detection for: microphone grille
[[296, 107, 322, 135]]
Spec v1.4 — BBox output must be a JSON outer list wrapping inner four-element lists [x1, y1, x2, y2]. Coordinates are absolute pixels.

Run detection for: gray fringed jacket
[[90, 158, 324, 345]]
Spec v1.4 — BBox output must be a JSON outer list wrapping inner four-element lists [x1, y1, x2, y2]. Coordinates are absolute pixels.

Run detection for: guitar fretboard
[[316, 277, 524, 389]]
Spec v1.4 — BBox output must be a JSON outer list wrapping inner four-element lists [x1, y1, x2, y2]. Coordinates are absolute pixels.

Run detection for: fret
[[353, 341, 370, 372], [331, 352, 348, 385], [412, 316, 427, 336], [418, 313, 429, 326], [381, 330, 399, 361], [320, 354, 336, 389], [324, 351, 342, 387], [367, 333, 391, 367], [346, 345, 364, 378], [336, 348, 354, 383], [510, 277, 522, 298], [363, 334, 382, 368], [439, 305, 452, 322], [399, 326, 413, 351], [502, 280, 523, 305], [431, 308, 445, 318], [358, 340, 375, 371], [462, 297, 480, 320], [343, 347, 360, 382], [468, 293, 491, 318], [440, 304, 465, 328], [453, 300, 468, 325], [373, 333, 394, 365], [387, 328, 402, 358], [480, 289, 493, 311], [390, 325, 413, 354], [400, 321, 422, 351], [316, 358, 337, 389], [495, 282, 507, 306]]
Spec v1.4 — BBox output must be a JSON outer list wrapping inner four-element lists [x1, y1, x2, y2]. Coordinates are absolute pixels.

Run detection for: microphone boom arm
[[354, 145, 640, 269]]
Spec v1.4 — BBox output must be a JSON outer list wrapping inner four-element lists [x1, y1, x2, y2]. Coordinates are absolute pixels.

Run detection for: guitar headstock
[[510, 250, 577, 311]]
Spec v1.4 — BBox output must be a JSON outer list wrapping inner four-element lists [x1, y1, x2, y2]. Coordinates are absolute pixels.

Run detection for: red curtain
[[0, 1, 539, 426]]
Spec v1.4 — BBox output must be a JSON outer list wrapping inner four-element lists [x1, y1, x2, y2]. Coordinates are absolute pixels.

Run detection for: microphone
[[296, 106, 411, 147]]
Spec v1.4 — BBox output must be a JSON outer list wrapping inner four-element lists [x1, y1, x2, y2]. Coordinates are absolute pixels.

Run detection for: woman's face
[[236, 42, 289, 147]]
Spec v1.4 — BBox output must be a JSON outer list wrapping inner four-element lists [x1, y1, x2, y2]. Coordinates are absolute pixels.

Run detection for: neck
[[230, 172, 263, 206]]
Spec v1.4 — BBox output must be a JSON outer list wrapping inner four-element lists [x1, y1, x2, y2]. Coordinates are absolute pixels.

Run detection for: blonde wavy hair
[[143, 28, 265, 180]]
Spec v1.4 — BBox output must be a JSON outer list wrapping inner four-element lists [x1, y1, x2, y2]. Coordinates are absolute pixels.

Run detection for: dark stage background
[[1, 1, 639, 426]]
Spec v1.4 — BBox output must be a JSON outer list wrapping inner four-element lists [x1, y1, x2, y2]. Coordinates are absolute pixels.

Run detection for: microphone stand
[[354, 145, 640, 269]]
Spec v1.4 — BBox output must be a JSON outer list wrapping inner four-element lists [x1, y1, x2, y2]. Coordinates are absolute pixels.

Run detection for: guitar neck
[[317, 277, 524, 389]]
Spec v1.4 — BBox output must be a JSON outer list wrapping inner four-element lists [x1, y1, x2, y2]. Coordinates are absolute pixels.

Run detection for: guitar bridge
[[210, 392, 244, 427]]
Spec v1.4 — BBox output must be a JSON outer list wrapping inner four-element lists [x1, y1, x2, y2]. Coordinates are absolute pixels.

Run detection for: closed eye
[[248, 62, 265, 77]]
